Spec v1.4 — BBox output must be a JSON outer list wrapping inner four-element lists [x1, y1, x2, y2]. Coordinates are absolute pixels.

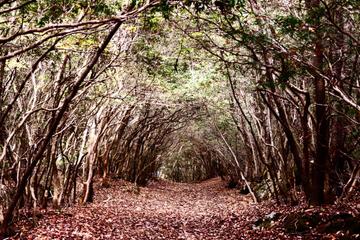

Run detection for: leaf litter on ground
[[7, 177, 360, 239]]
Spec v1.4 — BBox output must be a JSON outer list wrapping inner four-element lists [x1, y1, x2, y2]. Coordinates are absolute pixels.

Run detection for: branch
[[0, 39, 59, 125], [331, 85, 360, 113], [0, 0, 35, 15]]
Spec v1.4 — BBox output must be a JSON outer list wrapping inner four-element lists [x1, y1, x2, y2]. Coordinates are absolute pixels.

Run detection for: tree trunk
[[0, 21, 122, 237], [307, 0, 330, 205]]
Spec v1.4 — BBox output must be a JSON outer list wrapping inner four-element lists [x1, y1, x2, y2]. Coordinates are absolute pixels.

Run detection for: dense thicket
[[0, 0, 359, 237], [174, 0, 359, 204]]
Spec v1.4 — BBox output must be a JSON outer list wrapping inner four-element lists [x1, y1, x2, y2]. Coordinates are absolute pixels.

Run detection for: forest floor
[[8, 178, 360, 239]]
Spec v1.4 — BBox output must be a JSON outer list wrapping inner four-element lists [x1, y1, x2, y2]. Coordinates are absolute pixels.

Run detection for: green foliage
[[92, 2, 115, 16], [240, 31, 270, 46], [142, 12, 164, 31], [258, 80, 275, 90], [305, 6, 325, 25], [279, 59, 296, 83], [152, 0, 174, 19], [229, 0, 245, 8], [276, 15, 302, 36], [19, 0, 124, 27]]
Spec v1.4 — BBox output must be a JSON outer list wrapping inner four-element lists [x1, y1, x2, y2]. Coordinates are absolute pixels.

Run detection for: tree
[[0, 0, 170, 236], [169, 0, 360, 205]]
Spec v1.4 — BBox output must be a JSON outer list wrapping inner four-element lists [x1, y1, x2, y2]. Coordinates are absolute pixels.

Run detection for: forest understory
[[6, 177, 360, 240]]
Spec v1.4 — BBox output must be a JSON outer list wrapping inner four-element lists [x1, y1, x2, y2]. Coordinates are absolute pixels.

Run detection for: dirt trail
[[9, 178, 360, 239], [16, 178, 259, 239]]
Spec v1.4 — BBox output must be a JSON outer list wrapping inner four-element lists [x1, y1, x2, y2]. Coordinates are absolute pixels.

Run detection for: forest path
[[19, 178, 261, 239]]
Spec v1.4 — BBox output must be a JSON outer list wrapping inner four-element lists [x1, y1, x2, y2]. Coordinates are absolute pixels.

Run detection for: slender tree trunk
[[301, 92, 311, 200], [0, 21, 122, 237], [331, 8, 346, 197], [51, 139, 62, 208], [0, 56, 6, 145], [306, 0, 330, 205]]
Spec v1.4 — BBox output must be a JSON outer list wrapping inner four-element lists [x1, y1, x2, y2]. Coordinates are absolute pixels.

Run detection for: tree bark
[[306, 0, 330, 205]]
